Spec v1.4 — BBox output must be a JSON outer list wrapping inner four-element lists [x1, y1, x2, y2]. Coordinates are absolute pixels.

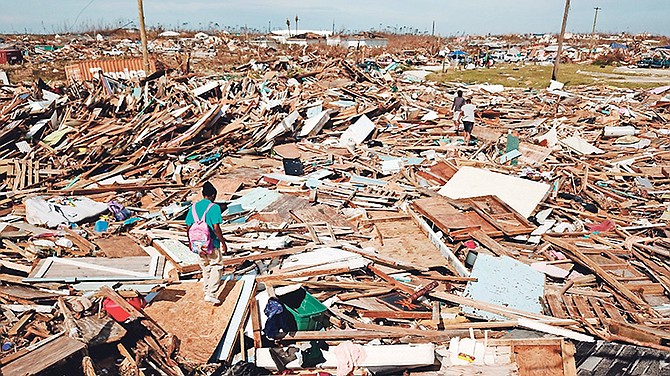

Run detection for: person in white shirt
[[460, 99, 476, 145]]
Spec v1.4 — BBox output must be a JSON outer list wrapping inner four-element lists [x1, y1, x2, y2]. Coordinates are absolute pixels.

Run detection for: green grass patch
[[427, 64, 662, 90]]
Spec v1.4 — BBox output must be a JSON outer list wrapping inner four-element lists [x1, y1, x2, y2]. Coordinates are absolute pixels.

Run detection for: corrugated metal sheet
[[65, 58, 156, 82]]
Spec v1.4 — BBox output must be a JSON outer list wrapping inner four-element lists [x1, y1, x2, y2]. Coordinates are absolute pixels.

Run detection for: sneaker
[[204, 295, 221, 304]]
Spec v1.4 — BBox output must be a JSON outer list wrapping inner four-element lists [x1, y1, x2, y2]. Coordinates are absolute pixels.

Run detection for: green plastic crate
[[280, 288, 327, 331]]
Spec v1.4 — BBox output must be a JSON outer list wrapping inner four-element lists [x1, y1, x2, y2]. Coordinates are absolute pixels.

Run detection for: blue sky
[[1, 1, 668, 35]]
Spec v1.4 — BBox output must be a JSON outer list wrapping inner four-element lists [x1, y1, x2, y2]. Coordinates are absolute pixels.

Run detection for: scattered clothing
[[334, 341, 367, 376], [268, 347, 300, 373], [264, 298, 290, 340], [301, 341, 328, 368]]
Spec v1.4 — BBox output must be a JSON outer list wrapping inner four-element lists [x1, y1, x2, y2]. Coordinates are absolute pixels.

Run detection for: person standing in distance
[[185, 182, 228, 304], [452, 90, 465, 134]]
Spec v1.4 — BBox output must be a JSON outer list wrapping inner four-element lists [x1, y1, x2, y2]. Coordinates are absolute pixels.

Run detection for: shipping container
[[65, 57, 156, 82], [0, 49, 23, 65]]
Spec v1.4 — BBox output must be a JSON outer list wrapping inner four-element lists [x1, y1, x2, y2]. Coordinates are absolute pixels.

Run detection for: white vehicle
[[103, 49, 124, 56]]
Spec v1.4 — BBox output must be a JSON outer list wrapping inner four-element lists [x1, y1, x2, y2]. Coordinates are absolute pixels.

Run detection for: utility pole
[[590, 7, 602, 55], [432, 20, 435, 37], [591, 7, 601, 35], [136, 0, 150, 74], [268, 20, 271, 34], [552, 0, 571, 82], [295, 15, 299, 35]]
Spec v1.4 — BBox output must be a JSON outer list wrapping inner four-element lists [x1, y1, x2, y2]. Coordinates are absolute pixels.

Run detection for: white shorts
[[453, 111, 462, 121]]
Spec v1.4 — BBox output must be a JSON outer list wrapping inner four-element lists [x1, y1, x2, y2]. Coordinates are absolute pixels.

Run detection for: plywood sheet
[[438, 166, 550, 217], [96, 235, 147, 258], [362, 211, 444, 268], [209, 177, 244, 201], [263, 195, 311, 219], [514, 344, 564, 376], [144, 280, 243, 364], [413, 197, 499, 235], [291, 204, 352, 228]]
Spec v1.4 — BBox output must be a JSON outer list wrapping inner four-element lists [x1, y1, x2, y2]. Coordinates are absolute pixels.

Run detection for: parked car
[[636, 58, 652, 68], [650, 58, 665, 69]]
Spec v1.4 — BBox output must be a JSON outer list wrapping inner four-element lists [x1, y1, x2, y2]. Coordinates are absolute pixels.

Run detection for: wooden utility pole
[[552, 0, 571, 81], [136, 0, 150, 74], [590, 7, 602, 56], [591, 7, 601, 35]]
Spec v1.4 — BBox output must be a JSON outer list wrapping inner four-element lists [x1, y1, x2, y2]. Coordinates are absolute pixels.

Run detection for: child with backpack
[[185, 182, 228, 304]]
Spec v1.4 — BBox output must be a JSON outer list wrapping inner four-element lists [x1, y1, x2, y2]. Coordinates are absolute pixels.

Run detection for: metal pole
[[552, 0, 571, 82], [137, 0, 150, 74]]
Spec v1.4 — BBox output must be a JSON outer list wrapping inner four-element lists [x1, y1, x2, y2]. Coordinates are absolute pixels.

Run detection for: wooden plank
[[544, 293, 568, 319], [217, 274, 256, 362], [471, 229, 512, 256], [544, 236, 649, 308], [561, 295, 581, 319], [572, 295, 597, 320], [1, 335, 86, 375], [98, 286, 144, 321], [257, 266, 352, 282], [249, 288, 262, 348], [587, 297, 609, 326], [25, 256, 164, 282], [7, 310, 34, 336], [359, 310, 433, 319]]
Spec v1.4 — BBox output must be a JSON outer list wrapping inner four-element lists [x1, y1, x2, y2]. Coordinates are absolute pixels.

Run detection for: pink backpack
[[188, 203, 215, 254]]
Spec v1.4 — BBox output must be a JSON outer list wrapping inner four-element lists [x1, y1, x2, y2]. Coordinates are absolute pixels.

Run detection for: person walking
[[461, 98, 477, 146], [185, 181, 228, 304], [452, 90, 466, 134]]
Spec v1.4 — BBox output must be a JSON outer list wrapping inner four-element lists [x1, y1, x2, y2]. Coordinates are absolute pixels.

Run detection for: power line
[[71, 0, 97, 32]]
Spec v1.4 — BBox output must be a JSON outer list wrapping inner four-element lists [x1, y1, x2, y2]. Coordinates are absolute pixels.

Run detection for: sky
[[1, 0, 668, 36]]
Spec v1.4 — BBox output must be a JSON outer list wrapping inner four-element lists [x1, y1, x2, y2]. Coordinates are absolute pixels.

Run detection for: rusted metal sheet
[[65, 58, 156, 82], [0, 49, 23, 65]]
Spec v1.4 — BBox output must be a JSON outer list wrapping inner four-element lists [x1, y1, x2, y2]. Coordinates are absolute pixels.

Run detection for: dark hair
[[202, 182, 217, 198], [466, 98, 471, 103], [457, 90, 463, 97]]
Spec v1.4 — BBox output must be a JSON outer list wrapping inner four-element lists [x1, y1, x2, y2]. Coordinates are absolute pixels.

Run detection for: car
[[650, 58, 665, 69], [636, 58, 652, 68], [663, 59, 670, 69]]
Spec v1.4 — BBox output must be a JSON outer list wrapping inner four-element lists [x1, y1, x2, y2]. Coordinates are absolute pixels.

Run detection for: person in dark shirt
[[452, 90, 466, 134]]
